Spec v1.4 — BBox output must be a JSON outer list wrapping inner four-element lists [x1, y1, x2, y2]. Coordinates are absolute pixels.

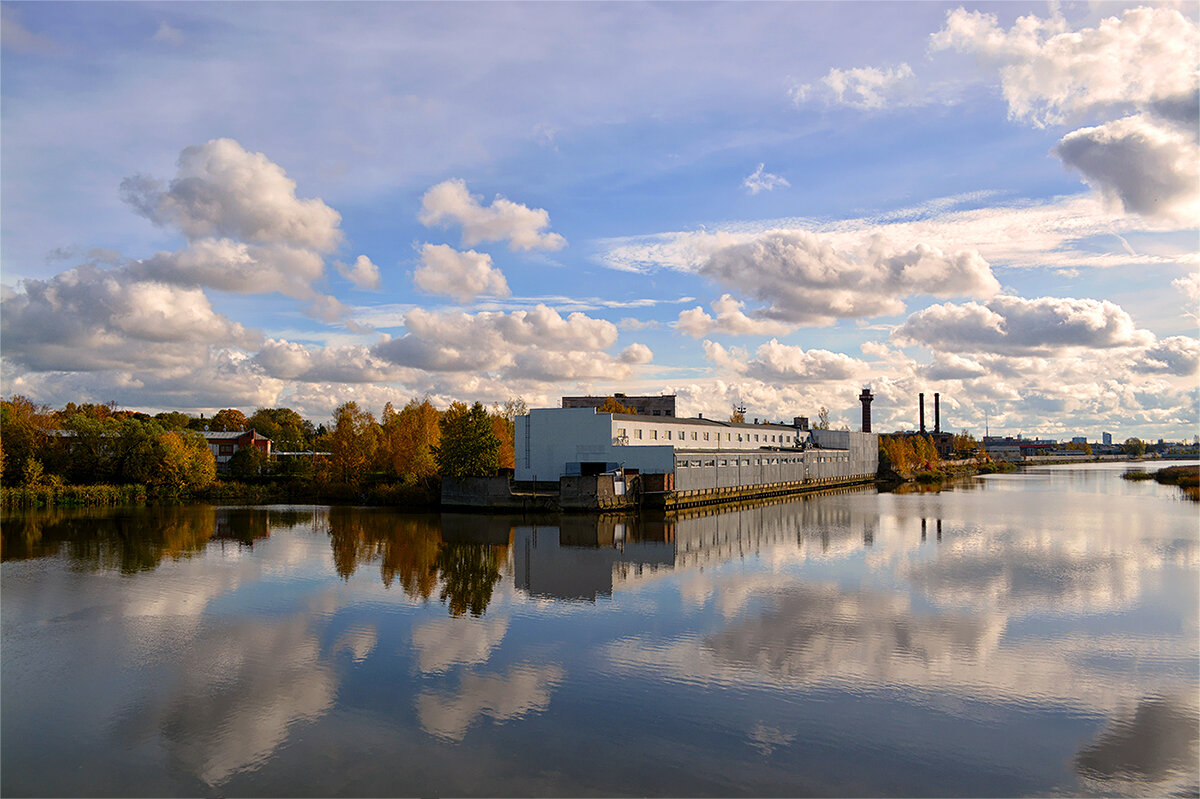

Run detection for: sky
[[1, 1, 1197, 440]]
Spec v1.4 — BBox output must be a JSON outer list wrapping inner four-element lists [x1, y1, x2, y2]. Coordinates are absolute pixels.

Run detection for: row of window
[[617, 427, 796, 446], [677, 456, 807, 468]]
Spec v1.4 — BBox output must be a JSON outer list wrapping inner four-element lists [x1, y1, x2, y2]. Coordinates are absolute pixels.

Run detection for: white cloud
[[0, 6, 58, 54], [413, 243, 510, 302], [336, 255, 381, 290], [894, 295, 1154, 356], [699, 230, 1000, 325], [676, 294, 795, 338], [121, 138, 342, 252], [821, 63, 917, 109], [742, 163, 789, 195], [704, 339, 867, 383], [1053, 114, 1199, 222], [1173, 272, 1200, 321], [373, 304, 652, 383], [411, 616, 510, 674], [418, 178, 566, 251], [130, 238, 326, 299], [1133, 336, 1200, 376], [253, 339, 407, 383], [1, 265, 259, 373], [930, 6, 1199, 127]]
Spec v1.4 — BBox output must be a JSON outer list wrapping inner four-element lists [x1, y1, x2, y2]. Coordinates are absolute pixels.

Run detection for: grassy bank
[[1, 483, 148, 509], [3, 477, 441, 510]]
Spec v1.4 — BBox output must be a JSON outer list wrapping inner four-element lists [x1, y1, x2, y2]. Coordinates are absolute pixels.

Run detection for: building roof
[[609, 412, 803, 433]]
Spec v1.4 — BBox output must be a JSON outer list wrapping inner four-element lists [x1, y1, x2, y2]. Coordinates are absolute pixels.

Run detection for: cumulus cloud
[[1, 265, 259, 373], [703, 339, 867, 384], [373, 304, 652, 383], [676, 294, 795, 338], [700, 231, 1000, 325], [930, 6, 1199, 127], [129, 238, 326, 299], [742, 163, 789, 195], [418, 178, 566, 251], [894, 295, 1154, 355], [335, 255, 381, 290], [253, 339, 407, 383], [413, 243, 510, 301], [930, 6, 1200, 221], [1053, 114, 1199, 221], [1133, 336, 1200, 376], [121, 138, 342, 251], [1174, 272, 1200, 321]]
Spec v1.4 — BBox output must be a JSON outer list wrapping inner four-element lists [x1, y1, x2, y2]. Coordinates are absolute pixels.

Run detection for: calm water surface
[[3, 463, 1197, 797]]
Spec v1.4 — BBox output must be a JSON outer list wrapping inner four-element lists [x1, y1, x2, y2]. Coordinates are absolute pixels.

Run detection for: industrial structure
[[561, 393, 677, 416], [505, 390, 879, 510]]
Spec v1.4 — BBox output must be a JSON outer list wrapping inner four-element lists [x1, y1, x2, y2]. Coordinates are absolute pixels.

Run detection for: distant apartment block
[[562, 393, 677, 417], [1102, 432, 1112, 445]]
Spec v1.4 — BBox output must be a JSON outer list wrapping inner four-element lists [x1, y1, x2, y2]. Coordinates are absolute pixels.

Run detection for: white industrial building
[[515, 407, 877, 498]]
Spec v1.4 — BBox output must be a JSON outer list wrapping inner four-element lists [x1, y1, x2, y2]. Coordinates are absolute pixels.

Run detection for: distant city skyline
[[2, 2, 1197, 439]]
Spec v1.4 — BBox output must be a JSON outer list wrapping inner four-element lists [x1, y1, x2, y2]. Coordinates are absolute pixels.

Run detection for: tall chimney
[[934, 393, 941, 434], [919, 392, 926, 433], [859, 387, 874, 433]]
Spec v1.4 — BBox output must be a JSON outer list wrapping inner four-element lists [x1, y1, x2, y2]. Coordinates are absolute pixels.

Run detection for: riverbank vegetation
[[1, 394, 527, 508], [1123, 464, 1199, 499], [877, 431, 1004, 484]]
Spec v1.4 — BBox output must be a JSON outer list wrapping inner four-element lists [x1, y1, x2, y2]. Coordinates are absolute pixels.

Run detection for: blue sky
[[2, 1, 1197, 439]]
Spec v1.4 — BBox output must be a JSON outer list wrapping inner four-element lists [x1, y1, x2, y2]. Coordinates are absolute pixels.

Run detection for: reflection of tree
[[325, 508, 443, 601], [1, 506, 217, 572], [435, 543, 504, 617]]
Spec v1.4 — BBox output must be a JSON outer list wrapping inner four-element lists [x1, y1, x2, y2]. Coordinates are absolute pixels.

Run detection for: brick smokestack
[[919, 392, 926, 433], [934, 393, 940, 434], [859, 388, 874, 433]]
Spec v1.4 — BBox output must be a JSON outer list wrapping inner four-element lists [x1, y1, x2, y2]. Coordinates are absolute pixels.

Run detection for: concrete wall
[[672, 432, 877, 494]]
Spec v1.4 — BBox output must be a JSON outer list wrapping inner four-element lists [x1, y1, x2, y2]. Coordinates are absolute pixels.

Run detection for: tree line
[[1, 394, 527, 502]]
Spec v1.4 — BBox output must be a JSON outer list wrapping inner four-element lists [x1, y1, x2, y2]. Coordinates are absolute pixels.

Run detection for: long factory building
[[515, 393, 878, 508]]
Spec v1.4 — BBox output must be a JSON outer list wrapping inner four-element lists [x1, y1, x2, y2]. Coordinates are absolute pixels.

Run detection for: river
[[2, 462, 1197, 797]]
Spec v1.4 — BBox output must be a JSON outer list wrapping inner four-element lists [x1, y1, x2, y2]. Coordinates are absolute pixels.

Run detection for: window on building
[[665, 430, 671, 440], [691, 432, 697, 440], [219, 443, 234, 455], [652, 430, 658, 440], [703, 432, 709, 441], [635, 429, 642, 439]]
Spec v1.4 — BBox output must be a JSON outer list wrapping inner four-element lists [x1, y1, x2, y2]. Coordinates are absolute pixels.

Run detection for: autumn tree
[[208, 408, 248, 432], [435, 401, 501, 479], [379, 397, 441, 480], [153, 431, 217, 495], [154, 411, 193, 430], [329, 402, 380, 488], [489, 397, 527, 471], [1065, 441, 1093, 456], [815, 406, 831, 429], [599, 396, 636, 414], [1, 396, 52, 485], [730, 404, 745, 424]]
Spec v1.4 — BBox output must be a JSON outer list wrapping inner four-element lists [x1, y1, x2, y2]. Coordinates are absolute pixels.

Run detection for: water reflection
[[2, 465, 1196, 797]]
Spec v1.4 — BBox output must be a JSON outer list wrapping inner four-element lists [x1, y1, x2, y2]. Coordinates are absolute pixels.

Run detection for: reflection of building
[[512, 496, 883, 601], [513, 522, 674, 601]]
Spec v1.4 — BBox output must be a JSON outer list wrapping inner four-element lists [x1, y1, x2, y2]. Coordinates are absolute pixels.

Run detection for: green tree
[[1, 396, 51, 485], [247, 407, 313, 451], [435, 543, 504, 617], [435, 401, 501, 479], [228, 444, 271, 480], [1123, 437, 1146, 458], [154, 411, 193, 430]]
